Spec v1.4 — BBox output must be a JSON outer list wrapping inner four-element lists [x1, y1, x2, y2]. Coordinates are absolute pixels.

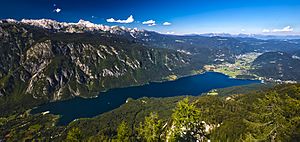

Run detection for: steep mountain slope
[[132, 32, 300, 64], [136, 33, 246, 63], [251, 52, 300, 81], [0, 21, 203, 115], [1, 19, 300, 115]]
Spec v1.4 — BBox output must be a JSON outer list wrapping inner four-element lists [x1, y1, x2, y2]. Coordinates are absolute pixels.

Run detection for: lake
[[31, 72, 261, 125]]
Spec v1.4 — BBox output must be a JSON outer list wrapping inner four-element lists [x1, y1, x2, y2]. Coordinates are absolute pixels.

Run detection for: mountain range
[[199, 33, 300, 40], [2, 19, 300, 115], [1, 19, 300, 141]]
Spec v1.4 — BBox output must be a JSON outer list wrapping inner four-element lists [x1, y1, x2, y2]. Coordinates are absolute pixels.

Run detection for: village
[[204, 52, 298, 84]]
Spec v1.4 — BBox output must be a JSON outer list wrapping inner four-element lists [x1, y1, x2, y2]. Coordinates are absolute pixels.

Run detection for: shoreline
[[88, 70, 207, 98], [31, 71, 262, 125], [76, 70, 261, 100]]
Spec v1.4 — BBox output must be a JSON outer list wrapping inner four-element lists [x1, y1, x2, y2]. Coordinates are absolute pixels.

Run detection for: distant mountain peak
[[76, 19, 110, 31], [1, 19, 143, 34], [199, 32, 300, 40], [20, 19, 68, 30]]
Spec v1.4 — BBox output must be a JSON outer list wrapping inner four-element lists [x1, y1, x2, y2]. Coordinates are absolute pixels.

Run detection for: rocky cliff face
[[0, 21, 200, 114]]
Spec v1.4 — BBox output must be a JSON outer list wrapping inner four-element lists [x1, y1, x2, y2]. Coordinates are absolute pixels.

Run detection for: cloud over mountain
[[53, 8, 61, 13], [106, 15, 134, 24], [142, 20, 156, 26], [163, 22, 171, 26], [263, 26, 293, 33]]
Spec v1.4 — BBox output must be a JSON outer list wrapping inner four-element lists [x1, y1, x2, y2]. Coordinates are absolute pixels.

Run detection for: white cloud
[[53, 8, 61, 13], [142, 20, 156, 26], [106, 15, 134, 24], [262, 26, 293, 33], [165, 31, 175, 34], [163, 22, 172, 26], [272, 26, 293, 32], [262, 29, 270, 33], [241, 29, 246, 32], [106, 18, 115, 22]]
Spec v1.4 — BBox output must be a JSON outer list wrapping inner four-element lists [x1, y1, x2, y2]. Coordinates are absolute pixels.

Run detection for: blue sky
[[0, 0, 300, 35]]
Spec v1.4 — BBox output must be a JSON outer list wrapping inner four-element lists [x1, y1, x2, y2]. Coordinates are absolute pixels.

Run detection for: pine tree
[[170, 97, 206, 142], [66, 127, 83, 142], [137, 112, 163, 142], [116, 121, 131, 142]]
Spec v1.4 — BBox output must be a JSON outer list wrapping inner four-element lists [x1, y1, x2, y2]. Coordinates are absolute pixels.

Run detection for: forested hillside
[[252, 52, 300, 82], [1, 84, 299, 141]]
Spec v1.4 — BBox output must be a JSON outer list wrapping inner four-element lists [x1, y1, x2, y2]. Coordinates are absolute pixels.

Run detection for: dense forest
[[1, 84, 300, 141]]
